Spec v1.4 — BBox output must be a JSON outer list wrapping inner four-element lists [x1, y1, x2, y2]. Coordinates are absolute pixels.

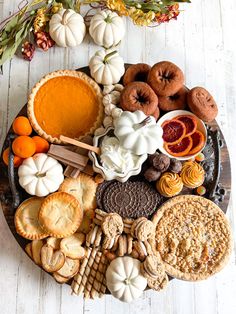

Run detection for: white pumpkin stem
[[103, 50, 117, 63], [134, 116, 152, 130], [61, 9, 71, 25], [124, 278, 131, 285], [104, 14, 113, 24]]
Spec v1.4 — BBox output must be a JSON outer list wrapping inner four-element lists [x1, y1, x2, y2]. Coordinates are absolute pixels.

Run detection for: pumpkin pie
[[28, 70, 104, 144]]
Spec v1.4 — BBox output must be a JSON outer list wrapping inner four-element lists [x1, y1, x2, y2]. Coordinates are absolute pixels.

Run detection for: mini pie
[[39, 192, 83, 238], [152, 195, 233, 281], [28, 70, 104, 144], [59, 174, 97, 212], [14, 197, 48, 240]]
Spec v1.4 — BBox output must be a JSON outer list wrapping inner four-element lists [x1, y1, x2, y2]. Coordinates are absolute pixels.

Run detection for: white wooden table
[[0, 1, 236, 313]]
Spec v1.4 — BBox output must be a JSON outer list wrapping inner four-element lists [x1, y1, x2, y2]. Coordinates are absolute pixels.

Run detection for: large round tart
[[28, 70, 104, 143]]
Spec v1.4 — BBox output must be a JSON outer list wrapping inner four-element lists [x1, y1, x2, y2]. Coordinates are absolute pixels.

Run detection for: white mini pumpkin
[[18, 153, 64, 197], [49, 9, 86, 47], [106, 256, 147, 302], [114, 110, 164, 155], [89, 10, 125, 48], [89, 49, 125, 85]]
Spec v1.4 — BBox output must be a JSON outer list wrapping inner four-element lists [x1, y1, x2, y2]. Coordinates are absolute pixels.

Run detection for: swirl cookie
[[180, 161, 205, 188], [60, 233, 85, 259], [39, 192, 83, 238], [156, 172, 183, 197], [120, 82, 158, 115], [147, 61, 184, 96], [187, 87, 218, 122], [15, 197, 48, 240]]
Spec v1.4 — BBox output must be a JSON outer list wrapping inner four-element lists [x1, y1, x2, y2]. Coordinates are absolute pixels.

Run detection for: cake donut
[[120, 82, 158, 115], [123, 63, 151, 85], [187, 87, 218, 122], [151, 106, 160, 120], [147, 61, 184, 96], [158, 86, 188, 111]]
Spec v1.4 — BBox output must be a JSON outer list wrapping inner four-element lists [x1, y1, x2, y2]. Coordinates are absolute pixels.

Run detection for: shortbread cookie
[[41, 244, 65, 273], [141, 255, 165, 280], [117, 235, 127, 257], [46, 237, 61, 250], [60, 233, 85, 259], [53, 272, 70, 284], [56, 257, 80, 278], [131, 217, 155, 241], [133, 241, 148, 261], [15, 197, 48, 240], [39, 192, 83, 238], [86, 226, 102, 247], [32, 239, 44, 265], [123, 217, 133, 234], [127, 234, 133, 255], [102, 213, 123, 238], [103, 250, 116, 262], [102, 235, 119, 251], [25, 243, 33, 258], [59, 174, 97, 212]]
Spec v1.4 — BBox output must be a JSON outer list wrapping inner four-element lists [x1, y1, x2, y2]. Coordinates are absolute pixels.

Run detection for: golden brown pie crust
[[151, 195, 233, 281], [27, 70, 104, 144]]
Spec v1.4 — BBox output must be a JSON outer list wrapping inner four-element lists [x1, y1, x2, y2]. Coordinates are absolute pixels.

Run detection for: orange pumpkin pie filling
[[28, 70, 103, 144]]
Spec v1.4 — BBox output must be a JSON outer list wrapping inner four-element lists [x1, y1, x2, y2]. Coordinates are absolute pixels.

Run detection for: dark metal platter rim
[[0, 65, 232, 289]]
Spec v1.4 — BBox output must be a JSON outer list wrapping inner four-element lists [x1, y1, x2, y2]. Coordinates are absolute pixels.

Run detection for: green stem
[[103, 50, 117, 63]]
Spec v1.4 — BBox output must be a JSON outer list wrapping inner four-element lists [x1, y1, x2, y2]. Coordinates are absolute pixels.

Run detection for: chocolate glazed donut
[[158, 86, 188, 111], [123, 63, 151, 85], [120, 82, 158, 115], [147, 61, 184, 96]]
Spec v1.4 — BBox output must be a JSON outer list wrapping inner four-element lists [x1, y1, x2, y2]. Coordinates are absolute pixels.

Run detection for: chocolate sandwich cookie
[[100, 181, 163, 219]]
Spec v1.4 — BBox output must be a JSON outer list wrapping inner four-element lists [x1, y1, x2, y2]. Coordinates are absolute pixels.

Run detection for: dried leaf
[[4, 15, 20, 33]]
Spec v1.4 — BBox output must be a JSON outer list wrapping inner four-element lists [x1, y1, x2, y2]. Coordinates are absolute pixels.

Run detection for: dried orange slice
[[165, 136, 193, 157], [176, 115, 197, 136], [162, 119, 186, 145], [188, 130, 205, 155]]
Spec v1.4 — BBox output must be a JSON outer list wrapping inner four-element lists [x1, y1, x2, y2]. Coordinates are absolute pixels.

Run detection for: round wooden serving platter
[[0, 65, 232, 281]]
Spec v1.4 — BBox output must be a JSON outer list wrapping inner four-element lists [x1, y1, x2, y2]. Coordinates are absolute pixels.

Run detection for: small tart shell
[[39, 192, 83, 238], [14, 197, 48, 240], [27, 70, 104, 144], [59, 174, 97, 212]]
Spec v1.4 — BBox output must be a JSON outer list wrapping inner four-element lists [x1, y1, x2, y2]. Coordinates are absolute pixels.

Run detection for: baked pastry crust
[[152, 195, 233, 281], [14, 197, 48, 240], [39, 192, 83, 238], [59, 174, 97, 212], [28, 70, 104, 144]]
